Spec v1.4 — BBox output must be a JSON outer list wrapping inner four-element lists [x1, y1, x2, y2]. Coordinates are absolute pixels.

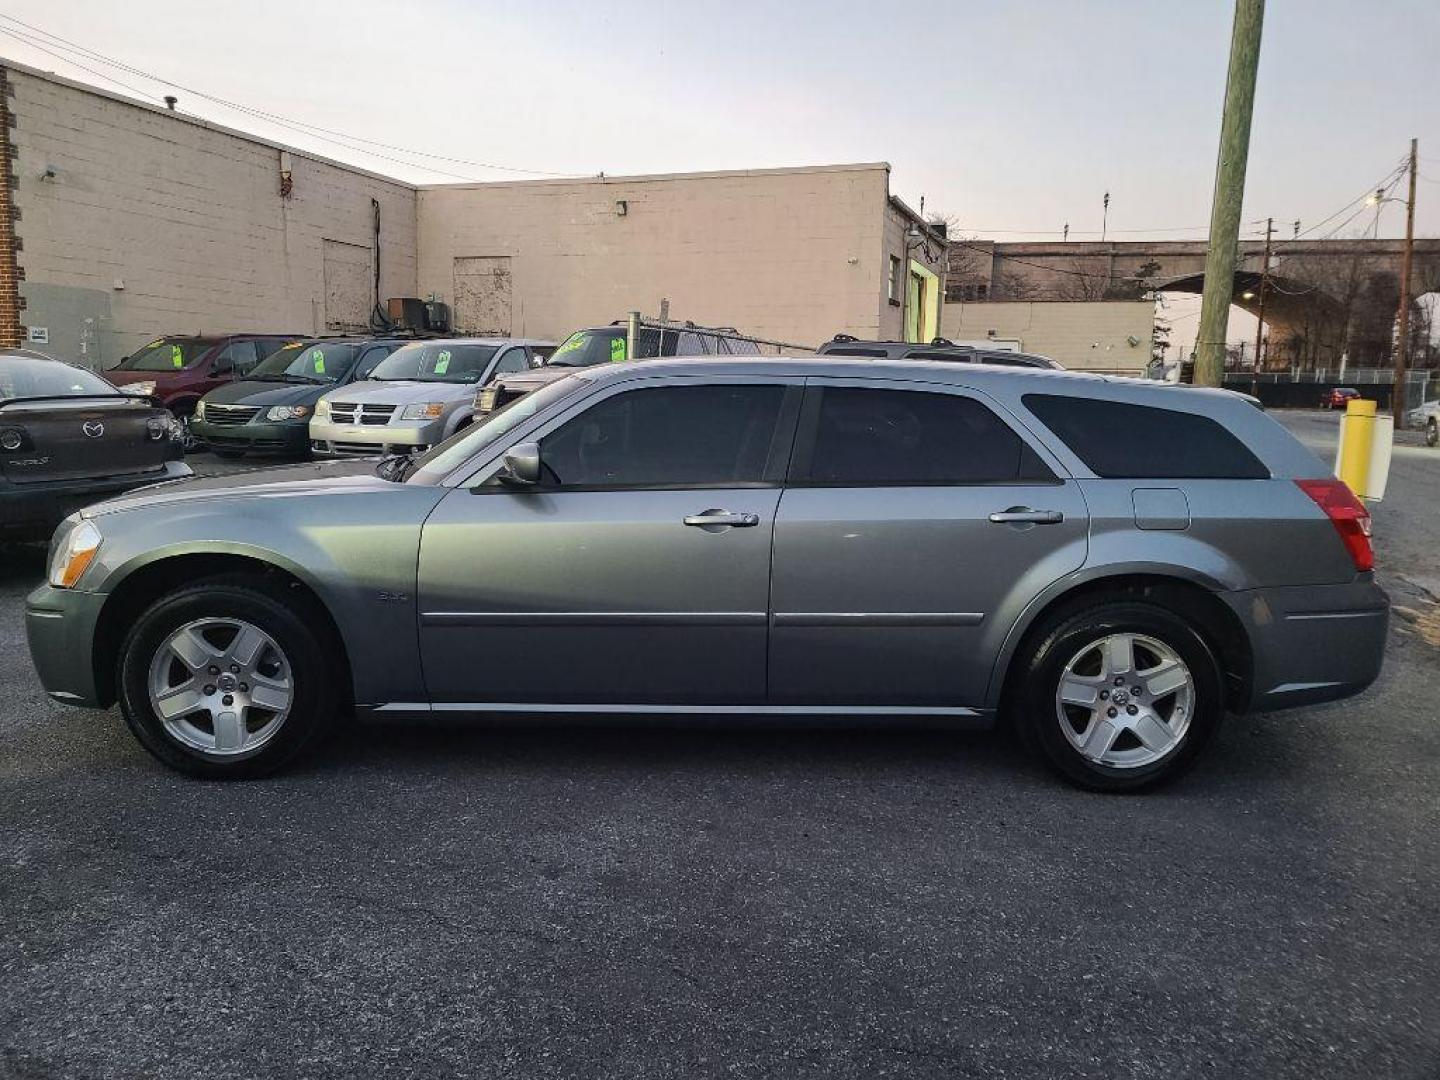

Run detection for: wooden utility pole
[[1392, 138, 1418, 429], [1253, 217, 1273, 371], [1194, 0, 1265, 387]]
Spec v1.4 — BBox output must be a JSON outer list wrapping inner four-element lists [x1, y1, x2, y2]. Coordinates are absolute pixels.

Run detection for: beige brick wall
[[416, 164, 896, 349], [941, 300, 1154, 373], [7, 64, 417, 367]]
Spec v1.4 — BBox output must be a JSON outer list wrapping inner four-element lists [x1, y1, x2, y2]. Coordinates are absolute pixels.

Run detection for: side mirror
[[497, 441, 541, 487]]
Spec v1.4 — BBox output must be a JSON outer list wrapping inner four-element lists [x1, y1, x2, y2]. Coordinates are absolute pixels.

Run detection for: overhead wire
[[0, 14, 583, 180]]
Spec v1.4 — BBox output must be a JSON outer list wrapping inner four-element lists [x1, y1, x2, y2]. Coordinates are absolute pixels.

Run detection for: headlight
[[145, 417, 168, 441], [266, 405, 311, 421], [194, 400, 206, 420], [47, 518, 103, 589], [314, 399, 331, 418], [127, 380, 157, 397], [401, 402, 446, 420]]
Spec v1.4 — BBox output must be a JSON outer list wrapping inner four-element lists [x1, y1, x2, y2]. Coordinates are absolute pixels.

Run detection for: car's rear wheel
[[1427, 418, 1438, 448], [117, 578, 337, 778], [1015, 601, 1223, 792]]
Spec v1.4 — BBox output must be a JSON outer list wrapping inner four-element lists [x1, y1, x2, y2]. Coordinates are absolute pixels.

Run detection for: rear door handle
[[683, 509, 761, 529], [988, 508, 1064, 525]]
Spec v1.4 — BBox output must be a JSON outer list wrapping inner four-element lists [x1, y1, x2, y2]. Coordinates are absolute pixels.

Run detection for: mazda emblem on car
[[82, 420, 105, 438]]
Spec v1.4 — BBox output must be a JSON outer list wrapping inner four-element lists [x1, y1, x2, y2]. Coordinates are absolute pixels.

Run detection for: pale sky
[[2, 1, 1437, 350]]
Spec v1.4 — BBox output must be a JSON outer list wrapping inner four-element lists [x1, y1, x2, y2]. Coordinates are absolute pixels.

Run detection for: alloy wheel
[[147, 617, 293, 756], [1054, 632, 1195, 769]]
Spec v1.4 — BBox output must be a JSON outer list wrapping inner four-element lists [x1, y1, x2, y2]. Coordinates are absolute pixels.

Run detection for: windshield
[[404, 375, 587, 484], [546, 330, 627, 368], [251, 341, 356, 383], [114, 338, 214, 372], [0, 356, 121, 402], [370, 343, 498, 383]]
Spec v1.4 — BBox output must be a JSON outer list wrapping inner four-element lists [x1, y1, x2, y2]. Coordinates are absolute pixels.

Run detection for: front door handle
[[988, 508, 1064, 525], [683, 509, 761, 530]]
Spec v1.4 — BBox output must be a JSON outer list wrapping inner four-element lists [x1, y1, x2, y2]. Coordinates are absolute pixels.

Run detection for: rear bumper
[[1225, 577, 1389, 713], [0, 461, 191, 541], [192, 418, 310, 455], [25, 583, 109, 708]]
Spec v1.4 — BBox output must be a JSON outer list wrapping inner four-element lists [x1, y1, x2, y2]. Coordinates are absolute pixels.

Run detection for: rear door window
[[793, 386, 1054, 486], [1022, 394, 1269, 479]]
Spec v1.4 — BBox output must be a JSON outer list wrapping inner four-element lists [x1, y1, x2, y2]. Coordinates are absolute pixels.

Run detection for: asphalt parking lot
[[3, 416, 1439, 1080]]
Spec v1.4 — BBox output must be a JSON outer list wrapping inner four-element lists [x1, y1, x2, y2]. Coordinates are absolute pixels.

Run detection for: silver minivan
[[309, 338, 552, 457], [26, 358, 1387, 790]]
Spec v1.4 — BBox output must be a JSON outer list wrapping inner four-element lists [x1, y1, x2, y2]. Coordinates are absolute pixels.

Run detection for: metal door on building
[[453, 256, 512, 336], [322, 239, 372, 332]]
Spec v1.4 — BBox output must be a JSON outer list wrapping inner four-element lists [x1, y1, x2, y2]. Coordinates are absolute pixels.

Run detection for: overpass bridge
[[946, 238, 1440, 369]]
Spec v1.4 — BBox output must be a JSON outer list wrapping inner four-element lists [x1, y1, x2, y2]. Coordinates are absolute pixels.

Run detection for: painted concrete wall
[[416, 164, 910, 349], [941, 300, 1154, 373], [7, 64, 417, 368]]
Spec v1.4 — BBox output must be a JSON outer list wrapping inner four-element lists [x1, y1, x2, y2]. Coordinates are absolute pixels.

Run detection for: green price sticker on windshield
[[434, 349, 452, 375], [311, 349, 326, 374], [609, 337, 626, 362], [171, 344, 184, 368]]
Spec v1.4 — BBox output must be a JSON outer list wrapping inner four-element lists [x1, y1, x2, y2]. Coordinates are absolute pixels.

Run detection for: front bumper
[[308, 418, 443, 457], [0, 461, 191, 541], [192, 418, 311, 455], [25, 583, 110, 708], [1225, 577, 1389, 713]]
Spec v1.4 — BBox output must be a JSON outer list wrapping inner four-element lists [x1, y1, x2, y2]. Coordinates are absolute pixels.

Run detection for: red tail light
[[1295, 478, 1374, 572]]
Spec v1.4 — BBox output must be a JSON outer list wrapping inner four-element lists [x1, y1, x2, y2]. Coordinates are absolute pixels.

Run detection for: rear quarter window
[[1022, 394, 1269, 479]]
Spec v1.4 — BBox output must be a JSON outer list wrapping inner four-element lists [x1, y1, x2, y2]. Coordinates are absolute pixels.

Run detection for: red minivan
[[106, 334, 306, 446]]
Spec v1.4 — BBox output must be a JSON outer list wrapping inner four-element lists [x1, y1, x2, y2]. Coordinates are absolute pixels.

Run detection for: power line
[[0, 14, 583, 180]]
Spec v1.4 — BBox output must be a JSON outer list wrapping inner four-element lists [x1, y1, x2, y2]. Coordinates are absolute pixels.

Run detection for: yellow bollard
[[1337, 398, 1377, 497]]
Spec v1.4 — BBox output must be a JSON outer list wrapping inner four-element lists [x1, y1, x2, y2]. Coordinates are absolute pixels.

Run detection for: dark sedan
[[0, 350, 190, 540], [191, 338, 406, 457]]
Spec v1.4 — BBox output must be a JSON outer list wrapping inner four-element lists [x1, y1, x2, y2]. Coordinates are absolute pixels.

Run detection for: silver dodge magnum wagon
[[26, 358, 1387, 790]]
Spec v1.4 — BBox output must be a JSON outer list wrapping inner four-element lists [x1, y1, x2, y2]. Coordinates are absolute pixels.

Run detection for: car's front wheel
[[1427, 418, 1438, 448], [1015, 601, 1223, 792], [116, 577, 338, 778]]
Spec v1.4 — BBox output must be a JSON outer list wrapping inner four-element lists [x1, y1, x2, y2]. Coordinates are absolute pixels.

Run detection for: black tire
[[1014, 600, 1223, 792], [1427, 418, 1438, 448], [116, 576, 339, 778]]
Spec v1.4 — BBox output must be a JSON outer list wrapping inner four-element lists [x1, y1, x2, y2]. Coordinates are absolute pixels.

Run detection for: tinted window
[[902, 349, 975, 363], [823, 346, 889, 358], [492, 347, 530, 376], [799, 387, 1051, 485], [541, 384, 786, 488], [1023, 394, 1268, 479]]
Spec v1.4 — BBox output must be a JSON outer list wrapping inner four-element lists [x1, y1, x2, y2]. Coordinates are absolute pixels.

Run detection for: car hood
[[82, 459, 392, 517], [204, 380, 332, 407], [495, 367, 577, 390], [322, 380, 475, 406]]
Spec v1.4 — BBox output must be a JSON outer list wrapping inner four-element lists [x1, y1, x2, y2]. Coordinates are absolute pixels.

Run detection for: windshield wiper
[[375, 451, 419, 482]]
